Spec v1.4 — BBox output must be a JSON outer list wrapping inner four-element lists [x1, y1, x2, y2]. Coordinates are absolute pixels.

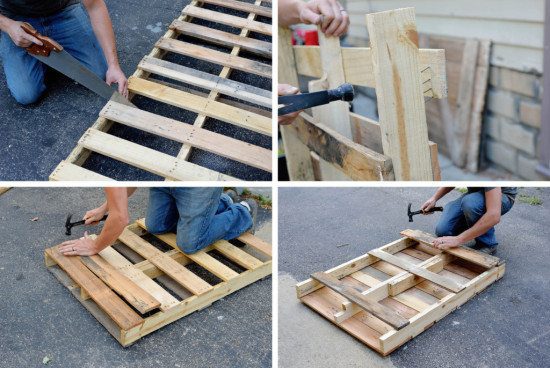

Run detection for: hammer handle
[[71, 214, 108, 227], [415, 207, 443, 215]]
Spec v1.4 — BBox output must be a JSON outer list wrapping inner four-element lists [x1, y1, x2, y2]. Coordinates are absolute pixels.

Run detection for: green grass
[[517, 194, 543, 206], [455, 187, 467, 194]]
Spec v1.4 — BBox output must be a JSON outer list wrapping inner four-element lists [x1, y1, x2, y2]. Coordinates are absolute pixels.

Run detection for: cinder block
[[499, 68, 540, 98], [484, 114, 501, 140], [520, 100, 542, 129], [489, 66, 500, 87], [487, 89, 517, 120], [518, 154, 546, 181], [486, 140, 517, 173], [500, 120, 537, 156]]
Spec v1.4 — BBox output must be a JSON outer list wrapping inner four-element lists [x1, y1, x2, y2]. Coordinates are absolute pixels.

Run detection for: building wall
[[344, 0, 545, 179]]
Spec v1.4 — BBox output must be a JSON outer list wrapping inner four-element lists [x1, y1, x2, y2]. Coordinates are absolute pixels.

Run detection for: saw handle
[[21, 22, 63, 56]]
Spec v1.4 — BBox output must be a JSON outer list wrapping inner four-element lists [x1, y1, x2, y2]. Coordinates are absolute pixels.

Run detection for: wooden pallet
[[45, 219, 272, 346], [279, 7, 447, 181], [296, 229, 505, 355], [50, 0, 272, 181]]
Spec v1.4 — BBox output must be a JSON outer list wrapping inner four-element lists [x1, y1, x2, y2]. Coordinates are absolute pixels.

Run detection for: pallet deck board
[[45, 219, 272, 346], [298, 230, 505, 355], [200, 0, 272, 18], [51, 1, 272, 181]]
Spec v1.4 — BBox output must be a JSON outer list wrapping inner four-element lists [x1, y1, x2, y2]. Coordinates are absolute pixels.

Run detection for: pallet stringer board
[[297, 230, 504, 355], [51, 0, 272, 181], [45, 219, 272, 346]]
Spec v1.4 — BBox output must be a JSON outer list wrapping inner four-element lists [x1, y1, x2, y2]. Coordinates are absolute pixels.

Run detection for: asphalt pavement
[[0, 187, 272, 367], [279, 187, 550, 368], [0, 0, 271, 181]]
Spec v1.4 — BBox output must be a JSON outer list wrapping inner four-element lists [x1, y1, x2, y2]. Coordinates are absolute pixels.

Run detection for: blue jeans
[[435, 192, 514, 247], [0, 4, 107, 105], [145, 188, 253, 254]]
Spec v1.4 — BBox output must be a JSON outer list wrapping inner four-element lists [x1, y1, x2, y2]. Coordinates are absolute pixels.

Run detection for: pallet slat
[[128, 77, 272, 136], [171, 20, 272, 57], [78, 129, 236, 181], [186, 251, 240, 281], [45, 247, 144, 330], [369, 249, 464, 293], [98, 247, 179, 311], [118, 229, 214, 295], [182, 5, 272, 35], [200, 0, 272, 18], [311, 272, 410, 330], [50, 161, 115, 182], [400, 229, 501, 268], [139, 56, 271, 107], [100, 101, 271, 172], [81, 255, 161, 314], [156, 38, 271, 78], [214, 240, 264, 269]]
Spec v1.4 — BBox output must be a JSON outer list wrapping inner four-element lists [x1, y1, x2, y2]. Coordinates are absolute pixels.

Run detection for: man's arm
[[0, 13, 42, 47], [59, 188, 134, 256], [82, 0, 128, 97], [421, 187, 454, 213], [433, 188, 502, 249]]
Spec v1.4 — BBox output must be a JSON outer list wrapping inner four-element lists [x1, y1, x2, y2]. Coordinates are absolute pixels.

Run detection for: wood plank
[[237, 232, 272, 258], [98, 247, 179, 311], [100, 101, 271, 172], [118, 229, 213, 295], [317, 30, 352, 137], [214, 240, 264, 269], [49, 161, 115, 182], [78, 129, 236, 181], [139, 56, 271, 107], [369, 249, 464, 293], [185, 251, 240, 281], [293, 46, 447, 98], [128, 77, 271, 136], [291, 112, 395, 181], [80, 255, 161, 314], [200, 0, 272, 18], [156, 38, 271, 78], [278, 26, 315, 180], [366, 8, 433, 181], [45, 246, 144, 330], [171, 20, 271, 57], [182, 5, 272, 35], [400, 229, 501, 269], [311, 272, 410, 330]]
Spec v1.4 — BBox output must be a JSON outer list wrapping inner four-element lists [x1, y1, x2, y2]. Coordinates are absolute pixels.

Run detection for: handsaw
[[21, 22, 133, 106]]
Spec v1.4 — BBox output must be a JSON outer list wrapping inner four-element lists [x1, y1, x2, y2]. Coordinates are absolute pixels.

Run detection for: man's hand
[[84, 203, 108, 225], [5, 20, 43, 48], [300, 0, 350, 37], [433, 236, 462, 250], [278, 84, 300, 125], [421, 197, 437, 214], [106, 64, 128, 98], [58, 232, 99, 256]]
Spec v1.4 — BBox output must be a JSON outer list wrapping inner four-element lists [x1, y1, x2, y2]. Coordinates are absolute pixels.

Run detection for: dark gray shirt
[[0, 0, 79, 18], [467, 187, 518, 201]]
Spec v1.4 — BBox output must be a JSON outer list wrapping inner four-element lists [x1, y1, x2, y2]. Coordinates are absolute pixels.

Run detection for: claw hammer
[[278, 83, 355, 115], [65, 213, 108, 236], [407, 203, 443, 222]]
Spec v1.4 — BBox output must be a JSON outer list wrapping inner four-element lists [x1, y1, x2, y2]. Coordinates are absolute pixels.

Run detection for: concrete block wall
[[485, 66, 545, 180]]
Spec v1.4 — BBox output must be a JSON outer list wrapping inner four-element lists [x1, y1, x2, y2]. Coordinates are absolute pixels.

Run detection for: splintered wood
[[50, 0, 272, 181], [279, 7, 448, 181], [45, 219, 272, 346], [296, 230, 504, 355]]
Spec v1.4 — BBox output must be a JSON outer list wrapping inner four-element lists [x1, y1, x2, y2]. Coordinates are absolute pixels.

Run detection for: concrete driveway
[[0, 187, 272, 367], [0, 0, 271, 181], [279, 187, 550, 368]]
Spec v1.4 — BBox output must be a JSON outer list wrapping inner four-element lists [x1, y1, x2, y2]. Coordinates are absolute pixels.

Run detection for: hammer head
[[65, 213, 73, 235], [407, 203, 414, 222]]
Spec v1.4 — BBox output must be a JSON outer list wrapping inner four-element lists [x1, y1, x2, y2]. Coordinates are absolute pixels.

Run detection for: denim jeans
[[145, 188, 253, 254], [435, 191, 514, 247], [0, 3, 107, 104]]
